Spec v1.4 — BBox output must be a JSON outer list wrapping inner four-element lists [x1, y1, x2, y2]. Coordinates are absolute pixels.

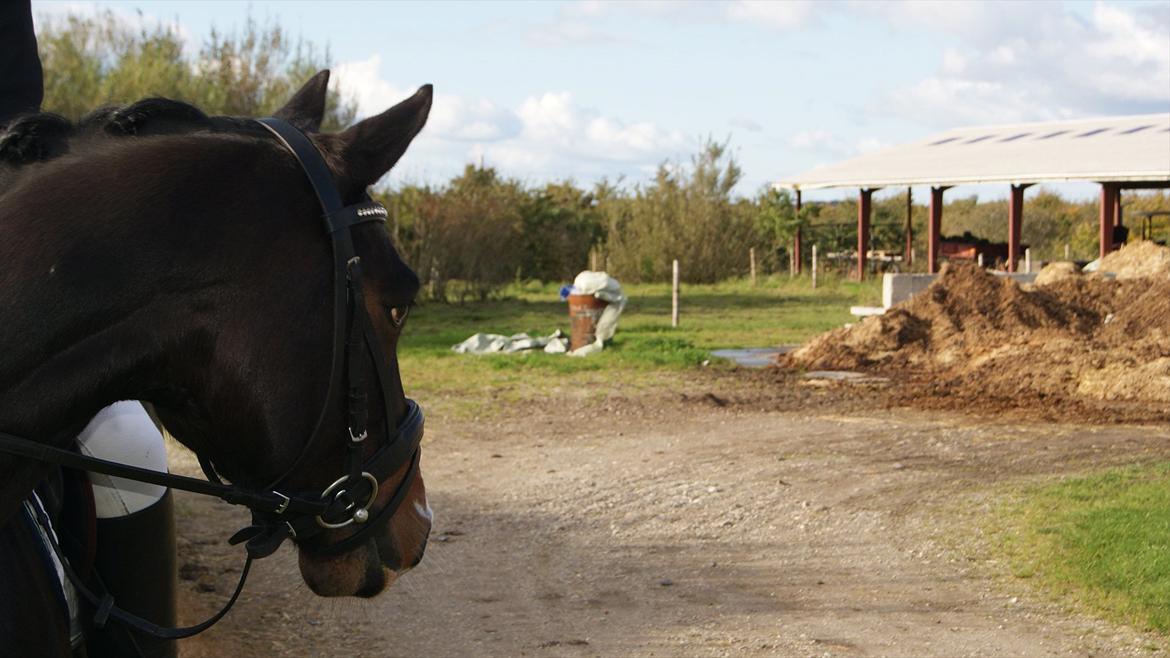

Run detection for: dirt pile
[[1033, 261, 1080, 286], [1094, 240, 1170, 279], [783, 249, 1170, 419]]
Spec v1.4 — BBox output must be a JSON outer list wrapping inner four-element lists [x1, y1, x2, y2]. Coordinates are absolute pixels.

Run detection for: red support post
[[904, 187, 913, 267], [927, 186, 949, 274], [1115, 188, 1124, 228], [1007, 183, 1030, 273], [1100, 183, 1118, 259], [857, 188, 874, 280], [793, 189, 802, 275]]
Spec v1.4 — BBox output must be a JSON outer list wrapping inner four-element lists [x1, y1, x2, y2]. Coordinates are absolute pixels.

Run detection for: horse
[[0, 70, 434, 656]]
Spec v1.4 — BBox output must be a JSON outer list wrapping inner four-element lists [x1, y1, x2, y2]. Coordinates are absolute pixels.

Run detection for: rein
[[0, 117, 425, 640]]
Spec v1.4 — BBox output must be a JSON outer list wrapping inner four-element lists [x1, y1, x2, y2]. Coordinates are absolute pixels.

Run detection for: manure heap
[[783, 241, 1170, 413]]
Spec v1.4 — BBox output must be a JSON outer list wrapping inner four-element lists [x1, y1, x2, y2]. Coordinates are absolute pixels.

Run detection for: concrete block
[[882, 272, 1039, 308], [882, 273, 936, 308]]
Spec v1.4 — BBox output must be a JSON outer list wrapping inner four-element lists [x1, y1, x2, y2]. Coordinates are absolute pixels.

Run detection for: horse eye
[[388, 306, 410, 328]]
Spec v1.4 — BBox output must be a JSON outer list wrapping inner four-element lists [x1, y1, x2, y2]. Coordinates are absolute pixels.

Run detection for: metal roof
[[775, 114, 1170, 191]]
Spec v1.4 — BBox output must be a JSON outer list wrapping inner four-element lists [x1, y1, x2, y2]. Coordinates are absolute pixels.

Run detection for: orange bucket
[[567, 294, 608, 351]]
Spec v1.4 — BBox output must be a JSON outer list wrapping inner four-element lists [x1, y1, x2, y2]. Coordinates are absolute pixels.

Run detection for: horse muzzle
[[297, 468, 430, 597]]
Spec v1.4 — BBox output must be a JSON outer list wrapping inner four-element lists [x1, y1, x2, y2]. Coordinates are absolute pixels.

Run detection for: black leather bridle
[[0, 117, 424, 639]]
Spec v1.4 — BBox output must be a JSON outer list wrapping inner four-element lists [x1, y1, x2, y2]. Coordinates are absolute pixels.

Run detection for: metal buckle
[[315, 472, 379, 529], [348, 427, 367, 443], [285, 521, 298, 539], [272, 491, 291, 514]]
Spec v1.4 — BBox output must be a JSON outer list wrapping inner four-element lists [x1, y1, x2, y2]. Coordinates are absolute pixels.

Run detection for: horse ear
[[274, 70, 331, 132], [332, 84, 432, 191]]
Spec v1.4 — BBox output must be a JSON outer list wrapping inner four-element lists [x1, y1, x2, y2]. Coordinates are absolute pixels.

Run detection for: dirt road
[[173, 389, 1169, 657]]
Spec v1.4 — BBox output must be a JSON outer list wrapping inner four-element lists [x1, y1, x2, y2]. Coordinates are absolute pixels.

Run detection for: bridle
[[0, 117, 424, 639]]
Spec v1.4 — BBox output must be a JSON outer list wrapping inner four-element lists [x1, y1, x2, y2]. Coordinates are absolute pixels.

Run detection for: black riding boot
[[84, 491, 177, 658]]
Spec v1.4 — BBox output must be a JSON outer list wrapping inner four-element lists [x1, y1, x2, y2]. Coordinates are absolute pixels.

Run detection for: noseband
[[0, 117, 424, 639]]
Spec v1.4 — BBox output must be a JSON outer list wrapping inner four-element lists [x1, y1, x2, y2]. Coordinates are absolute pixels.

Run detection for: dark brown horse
[[0, 71, 433, 655]]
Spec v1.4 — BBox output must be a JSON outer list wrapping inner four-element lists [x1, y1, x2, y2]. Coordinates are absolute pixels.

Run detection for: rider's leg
[[77, 401, 176, 658]]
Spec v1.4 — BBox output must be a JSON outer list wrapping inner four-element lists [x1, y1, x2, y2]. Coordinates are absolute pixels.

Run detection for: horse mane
[[0, 98, 269, 175]]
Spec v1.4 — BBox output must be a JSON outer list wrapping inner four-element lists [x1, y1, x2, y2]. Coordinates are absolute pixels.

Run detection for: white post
[[1064, 243, 1070, 260], [811, 245, 818, 290], [1025, 248, 1032, 274], [671, 259, 680, 328], [749, 247, 757, 286], [977, 253, 984, 268], [590, 249, 597, 272]]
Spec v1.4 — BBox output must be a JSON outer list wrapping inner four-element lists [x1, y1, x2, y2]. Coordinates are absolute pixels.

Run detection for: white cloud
[[940, 49, 967, 75], [874, 1, 1170, 126], [552, 0, 818, 34], [562, 1, 609, 19], [729, 117, 763, 132], [725, 1, 815, 30], [526, 20, 631, 47], [333, 56, 411, 119], [332, 56, 691, 188], [334, 55, 521, 142], [787, 129, 885, 157]]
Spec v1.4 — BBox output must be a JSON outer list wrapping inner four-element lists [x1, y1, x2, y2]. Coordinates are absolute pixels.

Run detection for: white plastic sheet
[[450, 271, 626, 357], [451, 330, 569, 354]]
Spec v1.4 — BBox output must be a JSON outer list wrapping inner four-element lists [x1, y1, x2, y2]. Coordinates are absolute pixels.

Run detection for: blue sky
[[32, 1, 1170, 201]]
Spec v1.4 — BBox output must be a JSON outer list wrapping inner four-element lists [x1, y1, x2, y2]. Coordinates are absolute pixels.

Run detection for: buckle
[[349, 427, 368, 443], [272, 491, 291, 514]]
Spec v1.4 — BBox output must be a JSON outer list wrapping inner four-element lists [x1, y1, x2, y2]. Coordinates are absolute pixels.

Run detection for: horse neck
[[0, 137, 255, 521]]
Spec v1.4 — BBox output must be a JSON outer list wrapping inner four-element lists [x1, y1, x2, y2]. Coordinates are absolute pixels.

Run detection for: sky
[[31, 1, 1170, 202]]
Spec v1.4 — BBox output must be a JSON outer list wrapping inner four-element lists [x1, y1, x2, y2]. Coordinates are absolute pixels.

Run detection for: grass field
[[397, 273, 880, 410], [996, 462, 1170, 635]]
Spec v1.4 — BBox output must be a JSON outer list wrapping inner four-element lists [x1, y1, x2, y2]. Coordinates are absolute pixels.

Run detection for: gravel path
[[174, 399, 1170, 657]]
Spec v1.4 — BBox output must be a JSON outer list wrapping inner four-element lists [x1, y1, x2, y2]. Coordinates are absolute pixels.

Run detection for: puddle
[[803, 370, 889, 385], [710, 346, 794, 368]]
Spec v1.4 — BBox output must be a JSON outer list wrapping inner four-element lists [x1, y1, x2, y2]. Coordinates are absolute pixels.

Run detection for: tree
[[37, 11, 355, 129], [602, 138, 763, 283]]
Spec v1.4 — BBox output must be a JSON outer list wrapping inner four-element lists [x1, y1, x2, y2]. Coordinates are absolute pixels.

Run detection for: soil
[[168, 378, 1170, 657], [782, 246, 1170, 423], [1095, 240, 1170, 280]]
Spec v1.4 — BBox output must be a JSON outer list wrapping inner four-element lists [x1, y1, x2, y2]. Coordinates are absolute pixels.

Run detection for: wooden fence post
[[749, 248, 757, 286], [671, 259, 680, 328], [811, 245, 818, 290], [1064, 243, 1070, 260], [1025, 248, 1032, 274]]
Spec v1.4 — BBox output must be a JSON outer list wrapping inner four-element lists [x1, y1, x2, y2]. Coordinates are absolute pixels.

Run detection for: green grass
[[397, 273, 879, 409], [995, 462, 1170, 636]]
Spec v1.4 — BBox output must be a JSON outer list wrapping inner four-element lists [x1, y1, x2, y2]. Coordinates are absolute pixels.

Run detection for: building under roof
[[774, 113, 1170, 278]]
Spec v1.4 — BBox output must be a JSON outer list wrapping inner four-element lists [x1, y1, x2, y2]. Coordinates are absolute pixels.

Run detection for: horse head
[[0, 72, 433, 598]]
